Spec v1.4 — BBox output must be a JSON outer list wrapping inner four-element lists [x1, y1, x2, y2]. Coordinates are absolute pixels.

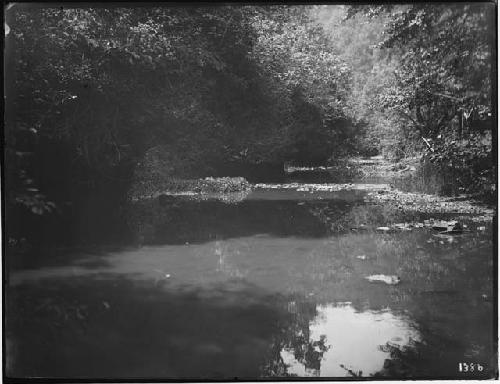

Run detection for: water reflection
[[280, 302, 420, 377], [6, 188, 494, 379], [125, 190, 469, 246], [126, 196, 335, 245]]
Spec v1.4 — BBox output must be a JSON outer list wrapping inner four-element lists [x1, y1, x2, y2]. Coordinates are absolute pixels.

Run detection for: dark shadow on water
[[126, 198, 337, 245], [6, 245, 118, 273], [125, 193, 469, 246], [6, 275, 289, 379], [7, 192, 477, 272], [8, 271, 493, 379]]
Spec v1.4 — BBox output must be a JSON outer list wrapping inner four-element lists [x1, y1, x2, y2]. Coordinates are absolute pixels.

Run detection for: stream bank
[[128, 155, 494, 225]]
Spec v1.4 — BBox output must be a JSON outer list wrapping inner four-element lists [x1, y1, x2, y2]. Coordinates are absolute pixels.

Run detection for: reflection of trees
[[128, 194, 432, 245], [125, 198, 331, 245], [284, 300, 330, 373], [261, 298, 330, 377], [302, 335, 330, 373], [374, 340, 423, 378]]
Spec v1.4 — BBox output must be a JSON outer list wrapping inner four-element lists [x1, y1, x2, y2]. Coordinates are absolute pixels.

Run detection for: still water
[[6, 183, 495, 379]]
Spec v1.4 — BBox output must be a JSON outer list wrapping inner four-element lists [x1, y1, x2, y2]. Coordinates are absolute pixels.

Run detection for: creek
[[6, 168, 495, 378]]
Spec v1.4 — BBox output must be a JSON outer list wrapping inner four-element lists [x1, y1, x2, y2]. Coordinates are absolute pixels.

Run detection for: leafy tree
[[319, 4, 494, 195], [370, 4, 494, 195], [5, 4, 358, 243]]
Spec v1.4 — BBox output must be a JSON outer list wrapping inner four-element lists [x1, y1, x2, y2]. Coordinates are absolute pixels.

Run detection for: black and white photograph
[[3, 2, 497, 381]]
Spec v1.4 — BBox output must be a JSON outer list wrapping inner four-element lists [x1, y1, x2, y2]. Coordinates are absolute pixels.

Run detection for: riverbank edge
[[364, 189, 495, 220], [127, 157, 494, 221]]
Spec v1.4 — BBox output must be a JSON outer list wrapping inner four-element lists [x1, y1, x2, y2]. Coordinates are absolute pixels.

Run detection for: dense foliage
[[318, 4, 495, 196], [4, 4, 495, 244], [5, 5, 356, 242]]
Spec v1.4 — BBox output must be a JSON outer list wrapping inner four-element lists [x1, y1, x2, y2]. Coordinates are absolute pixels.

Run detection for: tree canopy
[[4, 4, 495, 242]]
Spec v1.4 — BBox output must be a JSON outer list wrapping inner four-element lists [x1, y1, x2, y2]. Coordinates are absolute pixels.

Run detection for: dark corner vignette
[[2, 1, 498, 382]]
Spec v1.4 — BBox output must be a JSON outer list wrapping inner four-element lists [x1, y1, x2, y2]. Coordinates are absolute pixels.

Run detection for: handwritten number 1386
[[459, 362, 484, 373]]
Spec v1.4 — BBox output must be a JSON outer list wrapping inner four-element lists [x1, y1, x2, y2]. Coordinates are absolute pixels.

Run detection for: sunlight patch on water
[[280, 302, 420, 377]]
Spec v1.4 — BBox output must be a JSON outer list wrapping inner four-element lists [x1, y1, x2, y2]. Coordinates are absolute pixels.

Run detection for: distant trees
[[373, 4, 493, 137], [249, 5, 354, 164], [316, 4, 494, 196]]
